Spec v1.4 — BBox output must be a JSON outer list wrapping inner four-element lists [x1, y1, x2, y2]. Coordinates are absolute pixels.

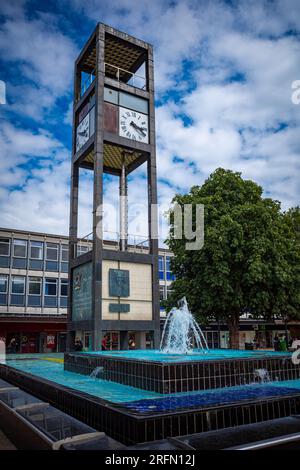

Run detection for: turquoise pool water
[[4, 356, 300, 410], [81, 348, 291, 362]]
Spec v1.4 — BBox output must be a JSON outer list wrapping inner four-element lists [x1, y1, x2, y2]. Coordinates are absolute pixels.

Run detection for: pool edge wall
[[2, 362, 300, 445], [64, 352, 299, 393]]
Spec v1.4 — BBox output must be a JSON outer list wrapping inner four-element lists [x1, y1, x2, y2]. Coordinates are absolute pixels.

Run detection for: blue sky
[[0, 0, 300, 240]]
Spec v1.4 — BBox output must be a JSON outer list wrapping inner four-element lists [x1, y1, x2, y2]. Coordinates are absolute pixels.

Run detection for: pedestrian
[[102, 335, 108, 351], [6, 337, 18, 354], [273, 335, 280, 351], [74, 337, 83, 351]]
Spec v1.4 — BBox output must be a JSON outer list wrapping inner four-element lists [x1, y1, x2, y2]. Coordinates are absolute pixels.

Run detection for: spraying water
[[254, 368, 271, 383], [90, 366, 105, 379], [160, 297, 209, 354]]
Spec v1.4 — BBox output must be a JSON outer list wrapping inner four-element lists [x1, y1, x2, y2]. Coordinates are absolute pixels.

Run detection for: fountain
[[160, 297, 209, 354], [0, 301, 297, 446], [254, 368, 271, 383]]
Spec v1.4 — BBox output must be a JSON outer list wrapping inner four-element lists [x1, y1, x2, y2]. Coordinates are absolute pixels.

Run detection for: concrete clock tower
[[67, 23, 160, 351]]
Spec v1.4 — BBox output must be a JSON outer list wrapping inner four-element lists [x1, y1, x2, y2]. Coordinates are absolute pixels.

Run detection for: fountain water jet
[[160, 297, 209, 354]]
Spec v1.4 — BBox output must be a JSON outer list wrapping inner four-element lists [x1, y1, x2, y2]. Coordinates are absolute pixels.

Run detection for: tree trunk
[[228, 315, 240, 349]]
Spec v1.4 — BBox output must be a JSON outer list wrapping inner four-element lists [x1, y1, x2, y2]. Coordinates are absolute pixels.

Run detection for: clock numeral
[[122, 126, 127, 132], [132, 111, 136, 117], [121, 120, 125, 125], [126, 131, 131, 138], [126, 111, 130, 117]]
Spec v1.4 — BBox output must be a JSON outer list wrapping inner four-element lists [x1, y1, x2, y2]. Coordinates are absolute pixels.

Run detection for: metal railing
[[75, 230, 149, 256], [104, 62, 147, 90]]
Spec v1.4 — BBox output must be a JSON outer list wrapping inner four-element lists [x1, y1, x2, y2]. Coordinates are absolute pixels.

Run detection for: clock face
[[76, 113, 90, 152], [119, 107, 149, 144]]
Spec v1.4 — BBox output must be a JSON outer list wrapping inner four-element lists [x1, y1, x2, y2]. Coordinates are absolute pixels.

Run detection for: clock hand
[[130, 121, 146, 137]]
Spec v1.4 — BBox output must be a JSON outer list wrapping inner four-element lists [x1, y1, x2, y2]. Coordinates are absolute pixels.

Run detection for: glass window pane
[[60, 280, 68, 296], [89, 106, 95, 137], [30, 241, 43, 260], [0, 238, 10, 256], [104, 87, 118, 105], [119, 92, 148, 114], [29, 277, 42, 295], [13, 239, 27, 258], [159, 286, 165, 301], [77, 245, 89, 256], [45, 278, 57, 296], [0, 275, 8, 293], [11, 277, 25, 294], [61, 245, 69, 262], [46, 244, 58, 261], [159, 256, 164, 272]]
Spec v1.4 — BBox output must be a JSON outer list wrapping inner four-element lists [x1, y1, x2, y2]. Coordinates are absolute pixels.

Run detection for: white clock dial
[[76, 113, 90, 152], [119, 107, 149, 144]]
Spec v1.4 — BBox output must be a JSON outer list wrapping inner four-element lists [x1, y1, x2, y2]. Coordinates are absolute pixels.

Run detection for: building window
[[45, 278, 57, 296], [28, 277, 42, 307], [159, 255, 164, 280], [77, 244, 90, 257], [28, 277, 42, 295], [12, 239, 27, 269], [11, 276, 25, 306], [159, 285, 165, 301], [13, 239, 27, 258], [30, 241, 43, 259], [60, 244, 69, 273], [44, 278, 58, 307], [0, 238, 10, 268], [0, 238, 10, 256], [166, 256, 176, 281], [46, 243, 59, 271], [29, 241, 44, 270], [11, 276, 25, 294], [166, 286, 173, 298], [0, 274, 8, 306], [60, 279, 68, 308], [60, 279, 68, 297]]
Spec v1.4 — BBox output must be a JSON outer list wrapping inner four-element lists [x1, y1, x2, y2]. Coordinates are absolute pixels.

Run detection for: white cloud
[[1, 0, 300, 240]]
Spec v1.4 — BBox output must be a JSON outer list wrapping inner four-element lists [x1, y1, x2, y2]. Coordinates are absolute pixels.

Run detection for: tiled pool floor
[[4, 357, 300, 411]]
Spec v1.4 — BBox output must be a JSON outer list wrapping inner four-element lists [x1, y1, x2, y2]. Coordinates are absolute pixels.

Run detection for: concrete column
[[119, 158, 128, 251]]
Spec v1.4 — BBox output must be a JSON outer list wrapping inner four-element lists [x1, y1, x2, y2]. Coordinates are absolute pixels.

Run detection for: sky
[[0, 0, 299, 243]]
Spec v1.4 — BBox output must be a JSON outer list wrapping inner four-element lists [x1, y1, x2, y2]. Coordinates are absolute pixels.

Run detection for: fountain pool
[[1, 303, 300, 445]]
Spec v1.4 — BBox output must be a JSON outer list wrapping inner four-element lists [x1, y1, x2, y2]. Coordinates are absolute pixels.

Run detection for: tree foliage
[[164, 168, 300, 348]]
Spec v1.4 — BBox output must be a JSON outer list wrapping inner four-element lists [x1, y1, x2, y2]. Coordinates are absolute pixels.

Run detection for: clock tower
[[67, 23, 160, 351]]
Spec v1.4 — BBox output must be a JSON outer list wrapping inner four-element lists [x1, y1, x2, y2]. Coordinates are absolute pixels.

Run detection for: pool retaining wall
[[64, 352, 299, 393]]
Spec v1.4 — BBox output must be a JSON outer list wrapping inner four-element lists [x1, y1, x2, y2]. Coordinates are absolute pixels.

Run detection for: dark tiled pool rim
[[2, 362, 300, 445], [64, 352, 298, 394]]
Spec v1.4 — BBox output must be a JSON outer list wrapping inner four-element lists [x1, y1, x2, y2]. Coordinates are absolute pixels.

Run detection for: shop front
[[0, 321, 66, 353]]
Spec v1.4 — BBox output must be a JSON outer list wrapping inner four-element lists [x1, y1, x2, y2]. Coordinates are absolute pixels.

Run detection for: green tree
[[165, 168, 300, 349]]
